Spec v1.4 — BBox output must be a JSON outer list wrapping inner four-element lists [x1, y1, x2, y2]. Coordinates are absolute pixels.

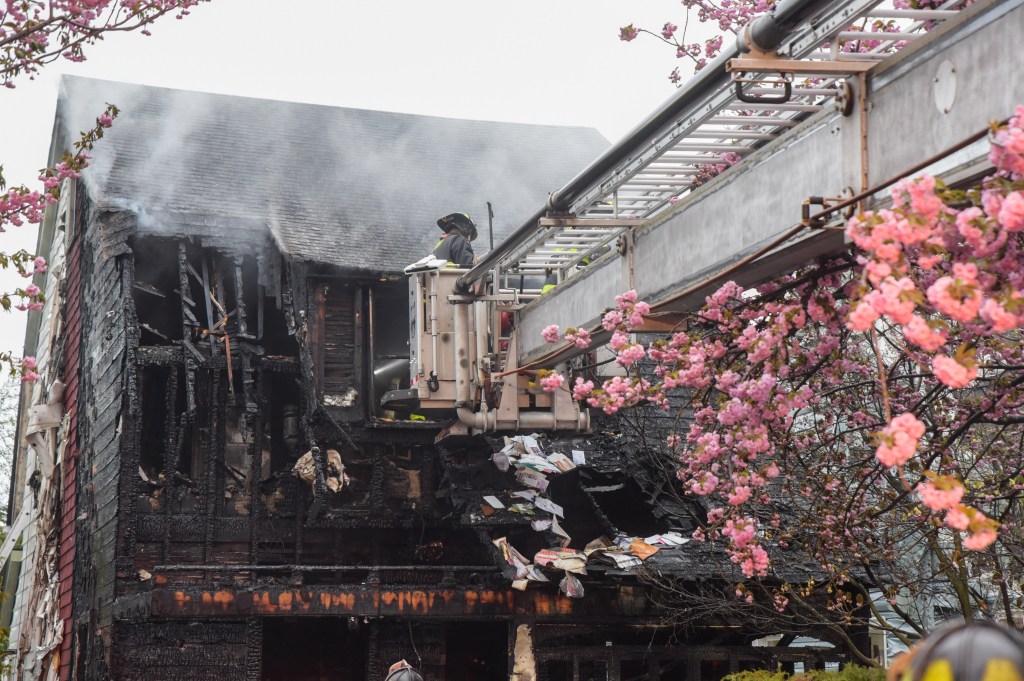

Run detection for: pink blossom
[[539, 372, 564, 393], [609, 329, 630, 351], [666, 434, 681, 449], [572, 377, 594, 401], [847, 300, 880, 331], [689, 472, 719, 495], [945, 506, 970, 531], [956, 206, 986, 243], [601, 309, 624, 331], [660, 22, 677, 39], [875, 277, 918, 325], [999, 191, 1024, 231], [722, 517, 756, 548], [926, 275, 982, 323], [874, 413, 925, 468], [615, 290, 638, 309], [980, 299, 1021, 333], [727, 486, 751, 506], [21, 370, 40, 383], [917, 478, 964, 511], [891, 175, 945, 228], [963, 529, 997, 551], [541, 324, 560, 344], [22, 356, 38, 370], [616, 343, 646, 367], [24, 284, 40, 297], [564, 327, 591, 349], [864, 260, 892, 286], [619, 24, 639, 42], [902, 315, 947, 351], [932, 354, 976, 389], [739, 545, 770, 578]]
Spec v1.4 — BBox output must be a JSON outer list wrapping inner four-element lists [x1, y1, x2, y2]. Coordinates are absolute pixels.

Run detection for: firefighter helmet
[[385, 659, 424, 681], [436, 212, 478, 240], [890, 621, 1024, 681]]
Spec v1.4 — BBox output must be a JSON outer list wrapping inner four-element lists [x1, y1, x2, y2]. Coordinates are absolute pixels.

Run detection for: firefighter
[[888, 621, 1024, 681], [385, 659, 424, 681], [433, 212, 477, 268]]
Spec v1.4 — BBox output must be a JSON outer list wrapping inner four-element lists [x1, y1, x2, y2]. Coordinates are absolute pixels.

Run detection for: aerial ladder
[[382, 0, 1016, 437]]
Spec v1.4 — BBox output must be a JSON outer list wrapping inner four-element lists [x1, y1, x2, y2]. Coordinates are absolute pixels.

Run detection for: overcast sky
[[0, 0, 716, 356]]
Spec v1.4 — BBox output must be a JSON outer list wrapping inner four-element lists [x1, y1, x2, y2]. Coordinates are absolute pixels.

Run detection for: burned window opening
[[131, 236, 183, 344], [310, 280, 363, 418], [138, 365, 189, 482], [260, 289, 299, 357], [261, 373, 303, 478], [369, 282, 412, 421]]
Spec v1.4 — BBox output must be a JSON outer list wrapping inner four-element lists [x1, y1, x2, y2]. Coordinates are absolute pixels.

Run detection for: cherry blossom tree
[[540, 110, 1024, 639], [0, 0, 207, 378]]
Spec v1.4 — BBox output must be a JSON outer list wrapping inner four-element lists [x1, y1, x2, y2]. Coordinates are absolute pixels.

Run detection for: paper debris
[[511, 579, 529, 591], [571, 449, 586, 466], [546, 452, 575, 473], [518, 453, 559, 474], [512, 490, 537, 501], [520, 435, 544, 456], [535, 549, 587, 575], [534, 496, 564, 518], [483, 495, 505, 509], [559, 572, 585, 598], [531, 518, 552, 532], [515, 469, 549, 492], [509, 503, 536, 516], [604, 553, 643, 569], [550, 515, 572, 547], [584, 536, 612, 554], [526, 566, 550, 582], [492, 450, 510, 472], [493, 537, 532, 578], [629, 538, 660, 560], [645, 532, 689, 546]]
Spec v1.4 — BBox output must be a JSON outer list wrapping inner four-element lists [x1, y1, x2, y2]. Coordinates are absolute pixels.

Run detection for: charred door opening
[[444, 622, 508, 681], [261, 617, 368, 681]]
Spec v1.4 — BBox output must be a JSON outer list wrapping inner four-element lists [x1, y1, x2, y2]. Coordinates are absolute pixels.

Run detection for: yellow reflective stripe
[[920, 660, 954, 681], [982, 659, 1024, 681]]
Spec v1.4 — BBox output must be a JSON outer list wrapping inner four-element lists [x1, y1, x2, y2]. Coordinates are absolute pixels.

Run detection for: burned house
[[2, 76, 863, 681]]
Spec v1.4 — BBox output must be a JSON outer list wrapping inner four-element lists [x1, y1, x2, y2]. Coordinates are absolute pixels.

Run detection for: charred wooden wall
[[70, 207, 136, 678], [111, 619, 260, 681]]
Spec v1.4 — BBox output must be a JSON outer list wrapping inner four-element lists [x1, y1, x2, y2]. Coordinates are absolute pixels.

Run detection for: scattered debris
[[559, 572, 584, 599], [323, 388, 358, 408], [488, 435, 672, 598], [293, 448, 350, 492]]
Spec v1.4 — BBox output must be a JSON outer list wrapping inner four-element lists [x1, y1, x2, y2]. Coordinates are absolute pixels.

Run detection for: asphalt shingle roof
[[56, 76, 609, 273]]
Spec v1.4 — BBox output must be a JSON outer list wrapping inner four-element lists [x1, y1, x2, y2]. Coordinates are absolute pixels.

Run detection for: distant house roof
[[55, 76, 609, 274]]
